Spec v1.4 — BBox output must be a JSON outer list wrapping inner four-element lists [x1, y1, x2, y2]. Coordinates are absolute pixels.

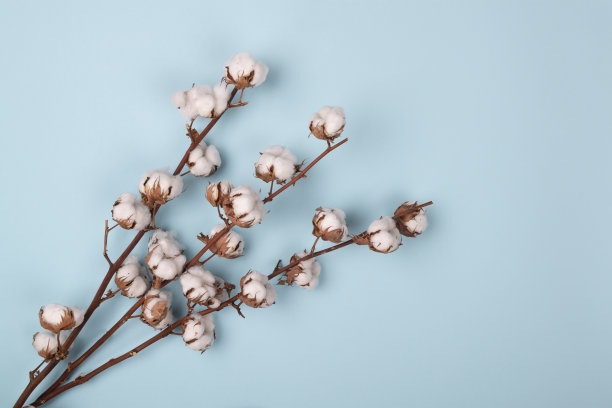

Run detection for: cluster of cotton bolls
[[187, 142, 221, 177], [141, 289, 173, 329], [171, 83, 230, 121], [312, 207, 349, 243], [182, 314, 215, 352], [145, 230, 187, 281], [255, 146, 298, 184], [139, 169, 183, 207], [239, 270, 276, 308], [114, 255, 151, 298], [224, 52, 268, 90], [309, 106, 346, 144], [111, 193, 151, 231], [33, 304, 84, 358], [279, 251, 321, 289]]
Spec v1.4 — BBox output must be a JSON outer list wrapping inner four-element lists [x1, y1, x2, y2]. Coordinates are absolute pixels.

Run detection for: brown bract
[[238, 274, 263, 308], [140, 178, 174, 207], [393, 202, 423, 237], [222, 194, 253, 228], [312, 208, 346, 243], [141, 292, 169, 327], [224, 66, 255, 89], [39, 307, 76, 333], [199, 234, 241, 259], [277, 253, 306, 286], [111, 198, 136, 229], [205, 182, 231, 207], [309, 122, 345, 143]]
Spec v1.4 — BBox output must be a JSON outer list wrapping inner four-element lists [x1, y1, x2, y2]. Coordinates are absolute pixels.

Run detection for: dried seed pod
[[141, 289, 173, 329], [115, 255, 151, 298], [366, 216, 402, 253], [222, 185, 265, 228], [32, 331, 68, 359], [145, 230, 186, 281], [179, 267, 219, 307], [309, 106, 345, 143], [187, 142, 221, 177], [224, 52, 268, 89], [138, 169, 183, 207], [393, 201, 428, 237], [312, 207, 348, 243], [39, 304, 83, 333], [111, 193, 151, 230], [182, 314, 215, 352], [279, 251, 321, 289], [239, 270, 276, 308], [254, 146, 298, 183], [205, 180, 233, 207], [202, 224, 244, 259]]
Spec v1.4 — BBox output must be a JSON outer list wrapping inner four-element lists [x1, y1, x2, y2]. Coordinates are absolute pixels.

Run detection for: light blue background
[[1, 1, 611, 407]]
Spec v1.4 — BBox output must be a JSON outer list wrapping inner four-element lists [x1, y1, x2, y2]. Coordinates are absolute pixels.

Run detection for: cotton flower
[[142, 289, 173, 329], [393, 201, 428, 237], [39, 304, 84, 333], [171, 83, 230, 121], [309, 106, 345, 143], [145, 230, 187, 281], [224, 52, 268, 89], [115, 255, 151, 298], [239, 270, 276, 308], [312, 207, 349, 243], [366, 216, 402, 253], [179, 267, 219, 307], [279, 251, 321, 289], [205, 180, 233, 207], [255, 146, 298, 183], [32, 331, 68, 359], [139, 169, 183, 207], [182, 314, 215, 352], [204, 224, 244, 259], [222, 184, 265, 228], [111, 193, 151, 230], [187, 142, 221, 177]]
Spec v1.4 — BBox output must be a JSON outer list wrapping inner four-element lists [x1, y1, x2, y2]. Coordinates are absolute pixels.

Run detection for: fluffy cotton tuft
[[115, 255, 151, 298], [309, 106, 346, 143], [142, 289, 173, 329], [32, 331, 68, 359], [222, 184, 265, 228], [280, 251, 321, 289], [145, 230, 186, 280], [312, 207, 349, 243], [182, 314, 215, 352], [255, 145, 298, 183], [179, 267, 219, 307], [224, 52, 268, 89], [112, 193, 151, 230], [205, 180, 233, 207], [204, 224, 244, 259], [187, 142, 221, 177], [367, 216, 402, 253], [239, 270, 276, 308], [393, 201, 428, 237], [39, 304, 82, 333], [171, 83, 230, 121], [139, 169, 183, 207]]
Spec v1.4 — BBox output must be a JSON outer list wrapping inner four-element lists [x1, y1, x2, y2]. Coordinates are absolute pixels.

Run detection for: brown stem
[[263, 138, 348, 203], [15, 87, 240, 408], [416, 201, 434, 209], [310, 236, 320, 254], [197, 253, 216, 266]]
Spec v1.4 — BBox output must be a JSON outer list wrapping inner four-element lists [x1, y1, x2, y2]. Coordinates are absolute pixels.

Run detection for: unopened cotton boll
[[224, 52, 269, 89], [204, 224, 244, 259], [312, 207, 349, 243], [309, 106, 346, 143], [182, 314, 215, 352], [146, 230, 187, 281], [115, 255, 151, 298], [367, 216, 402, 253], [239, 270, 276, 308], [171, 84, 231, 121], [32, 331, 68, 359], [142, 289, 173, 329], [205, 180, 233, 207], [280, 251, 321, 289], [393, 201, 428, 237], [222, 184, 265, 228], [179, 267, 219, 307], [139, 168, 183, 207], [255, 146, 298, 183], [187, 142, 221, 177], [39, 304, 81, 333], [111, 193, 151, 230]]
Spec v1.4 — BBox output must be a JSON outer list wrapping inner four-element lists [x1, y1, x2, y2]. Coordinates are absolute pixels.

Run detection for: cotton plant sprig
[[15, 52, 433, 408]]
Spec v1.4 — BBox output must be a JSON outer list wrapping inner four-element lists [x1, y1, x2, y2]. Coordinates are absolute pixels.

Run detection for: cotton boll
[[280, 251, 322, 289], [309, 106, 346, 143], [213, 83, 230, 116], [224, 52, 269, 89], [213, 276, 234, 303], [182, 314, 215, 352], [393, 201, 428, 237], [146, 231, 186, 281], [171, 84, 230, 121], [222, 184, 265, 228], [239, 270, 276, 308], [205, 180, 233, 207], [205, 224, 244, 259], [179, 267, 218, 306], [111, 193, 151, 230], [312, 207, 349, 243], [115, 255, 151, 298], [32, 331, 68, 359], [142, 289, 172, 329], [187, 142, 221, 177], [255, 146, 298, 183], [139, 169, 183, 207], [39, 304, 78, 333], [367, 216, 402, 253], [70, 306, 84, 327]]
